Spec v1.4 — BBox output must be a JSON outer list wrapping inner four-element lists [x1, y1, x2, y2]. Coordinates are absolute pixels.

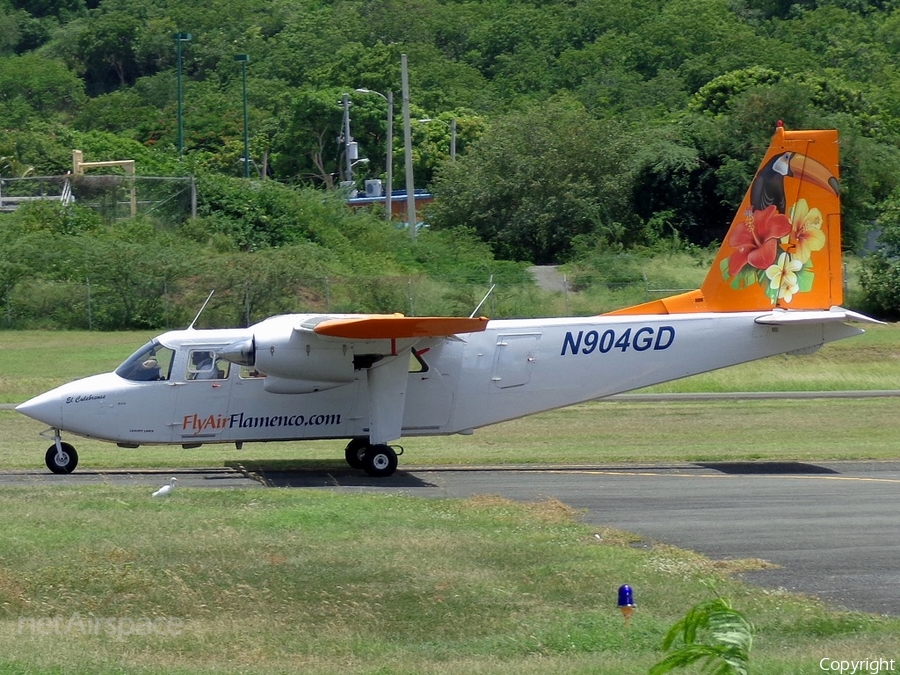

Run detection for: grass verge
[[1, 486, 898, 675]]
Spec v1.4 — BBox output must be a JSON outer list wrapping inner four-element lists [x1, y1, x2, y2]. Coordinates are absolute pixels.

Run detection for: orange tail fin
[[609, 125, 842, 315]]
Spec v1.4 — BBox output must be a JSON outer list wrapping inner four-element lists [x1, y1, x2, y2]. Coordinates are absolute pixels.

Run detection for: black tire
[[344, 437, 369, 470], [45, 443, 78, 474], [363, 444, 398, 478]]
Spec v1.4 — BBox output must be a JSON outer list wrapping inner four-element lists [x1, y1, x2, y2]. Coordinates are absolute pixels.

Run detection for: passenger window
[[187, 350, 230, 380], [239, 366, 266, 379]]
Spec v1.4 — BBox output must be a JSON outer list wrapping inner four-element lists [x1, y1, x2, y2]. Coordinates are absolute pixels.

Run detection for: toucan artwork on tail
[[750, 143, 841, 215]]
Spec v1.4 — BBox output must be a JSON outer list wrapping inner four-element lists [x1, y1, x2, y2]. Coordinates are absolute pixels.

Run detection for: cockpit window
[[115, 340, 175, 382]]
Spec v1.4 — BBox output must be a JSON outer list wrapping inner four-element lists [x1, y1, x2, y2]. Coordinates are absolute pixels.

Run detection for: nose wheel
[[45, 441, 78, 474]]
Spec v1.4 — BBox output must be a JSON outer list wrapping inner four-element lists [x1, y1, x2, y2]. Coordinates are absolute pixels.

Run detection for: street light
[[234, 54, 250, 178], [418, 116, 457, 160], [355, 88, 393, 221], [339, 93, 359, 185], [174, 32, 192, 158]]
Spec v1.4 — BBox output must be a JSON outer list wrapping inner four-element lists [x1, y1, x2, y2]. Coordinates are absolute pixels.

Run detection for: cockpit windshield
[[115, 340, 175, 382]]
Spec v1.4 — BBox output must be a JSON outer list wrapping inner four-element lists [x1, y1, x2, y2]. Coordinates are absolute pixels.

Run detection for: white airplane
[[17, 125, 881, 476]]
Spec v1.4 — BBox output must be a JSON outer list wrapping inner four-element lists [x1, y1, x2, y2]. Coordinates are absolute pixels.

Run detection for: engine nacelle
[[220, 330, 356, 393]]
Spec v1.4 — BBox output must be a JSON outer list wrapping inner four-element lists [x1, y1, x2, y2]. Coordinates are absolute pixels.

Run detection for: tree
[[859, 186, 900, 319], [72, 7, 144, 92], [273, 87, 346, 187], [0, 53, 85, 115], [428, 98, 640, 263], [11, 0, 86, 19], [72, 219, 192, 329]]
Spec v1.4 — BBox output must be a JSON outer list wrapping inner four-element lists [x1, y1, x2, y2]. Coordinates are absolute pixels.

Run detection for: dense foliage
[[2, 0, 900, 325], [859, 186, 900, 319]]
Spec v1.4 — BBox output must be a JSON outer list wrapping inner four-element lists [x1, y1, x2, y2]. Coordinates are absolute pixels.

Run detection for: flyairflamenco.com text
[[820, 658, 896, 674]]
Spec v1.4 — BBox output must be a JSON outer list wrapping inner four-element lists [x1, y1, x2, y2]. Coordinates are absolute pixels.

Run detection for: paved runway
[[3, 460, 899, 615], [410, 462, 900, 616]]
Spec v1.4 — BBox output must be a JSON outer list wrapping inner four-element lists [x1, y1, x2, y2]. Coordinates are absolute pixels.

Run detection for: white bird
[[152, 477, 177, 497]]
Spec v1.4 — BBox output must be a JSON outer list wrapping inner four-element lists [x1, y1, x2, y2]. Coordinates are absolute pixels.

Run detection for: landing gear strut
[[343, 437, 401, 477], [45, 433, 78, 474]]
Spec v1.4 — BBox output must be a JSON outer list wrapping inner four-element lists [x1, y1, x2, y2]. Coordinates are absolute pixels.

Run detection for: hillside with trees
[[2, 0, 900, 327]]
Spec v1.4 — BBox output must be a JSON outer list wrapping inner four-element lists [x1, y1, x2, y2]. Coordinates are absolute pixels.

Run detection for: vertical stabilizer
[[609, 125, 842, 315]]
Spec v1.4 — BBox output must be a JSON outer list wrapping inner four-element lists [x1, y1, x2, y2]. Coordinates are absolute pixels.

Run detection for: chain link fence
[[0, 175, 195, 222]]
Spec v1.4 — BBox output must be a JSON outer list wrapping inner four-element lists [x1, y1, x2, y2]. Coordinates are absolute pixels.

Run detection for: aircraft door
[[491, 333, 542, 389], [403, 346, 455, 431], [173, 349, 234, 445]]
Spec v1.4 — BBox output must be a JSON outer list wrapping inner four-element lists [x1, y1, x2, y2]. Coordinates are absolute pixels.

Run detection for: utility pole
[[342, 93, 352, 183], [234, 54, 250, 178], [401, 54, 416, 237], [174, 32, 192, 157], [386, 90, 393, 220]]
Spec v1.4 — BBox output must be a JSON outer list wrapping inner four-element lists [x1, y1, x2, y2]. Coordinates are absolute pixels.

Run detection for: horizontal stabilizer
[[312, 315, 489, 339], [754, 307, 885, 326]]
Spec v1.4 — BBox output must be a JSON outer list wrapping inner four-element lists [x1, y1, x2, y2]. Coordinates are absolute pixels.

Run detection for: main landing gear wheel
[[344, 437, 368, 470], [363, 444, 398, 478], [45, 442, 78, 474]]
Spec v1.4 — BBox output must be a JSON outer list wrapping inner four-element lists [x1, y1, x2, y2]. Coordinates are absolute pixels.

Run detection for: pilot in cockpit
[[134, 358, 160, 380]]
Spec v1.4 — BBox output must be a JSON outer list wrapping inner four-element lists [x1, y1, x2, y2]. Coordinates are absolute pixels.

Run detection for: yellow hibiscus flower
[[766, 252, 803, 304], [784, 199, 826, 263]]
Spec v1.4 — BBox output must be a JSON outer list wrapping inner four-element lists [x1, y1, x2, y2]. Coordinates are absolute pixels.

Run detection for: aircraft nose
[[16, 390, 64, 428]]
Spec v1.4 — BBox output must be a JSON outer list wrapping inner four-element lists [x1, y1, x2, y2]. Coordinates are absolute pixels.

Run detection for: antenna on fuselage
[[470, 284, 496, 319], [188, 290, 215, 330]]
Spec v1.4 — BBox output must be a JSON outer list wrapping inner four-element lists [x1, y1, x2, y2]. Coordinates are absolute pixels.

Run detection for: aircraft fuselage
[[17, 311, 864, 450]]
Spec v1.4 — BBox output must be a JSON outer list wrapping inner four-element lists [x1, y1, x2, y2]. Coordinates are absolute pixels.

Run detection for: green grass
[[0, 331, 150, 404], [0, 486, 898, 675]]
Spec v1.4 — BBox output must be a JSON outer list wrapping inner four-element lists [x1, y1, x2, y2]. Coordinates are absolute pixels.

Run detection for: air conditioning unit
[[339, 180, 358, 198], [364, 179, 383, 197]]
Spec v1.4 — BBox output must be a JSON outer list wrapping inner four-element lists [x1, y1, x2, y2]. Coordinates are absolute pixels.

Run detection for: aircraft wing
[[280, 314, 488, 445], [307, 314, 489, 339], [754, 307, 885, 326]]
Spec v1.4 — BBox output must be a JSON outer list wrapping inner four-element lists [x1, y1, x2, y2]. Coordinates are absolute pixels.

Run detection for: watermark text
[[820, 658, 896, 674], [17, 614, 184, 641]]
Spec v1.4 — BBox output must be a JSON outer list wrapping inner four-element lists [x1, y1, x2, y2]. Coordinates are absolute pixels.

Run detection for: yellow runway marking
[[543, 469, 900, 484]]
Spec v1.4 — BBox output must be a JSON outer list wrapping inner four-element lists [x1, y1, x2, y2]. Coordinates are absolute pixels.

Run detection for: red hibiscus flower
[[727, 205, 792, 278]]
